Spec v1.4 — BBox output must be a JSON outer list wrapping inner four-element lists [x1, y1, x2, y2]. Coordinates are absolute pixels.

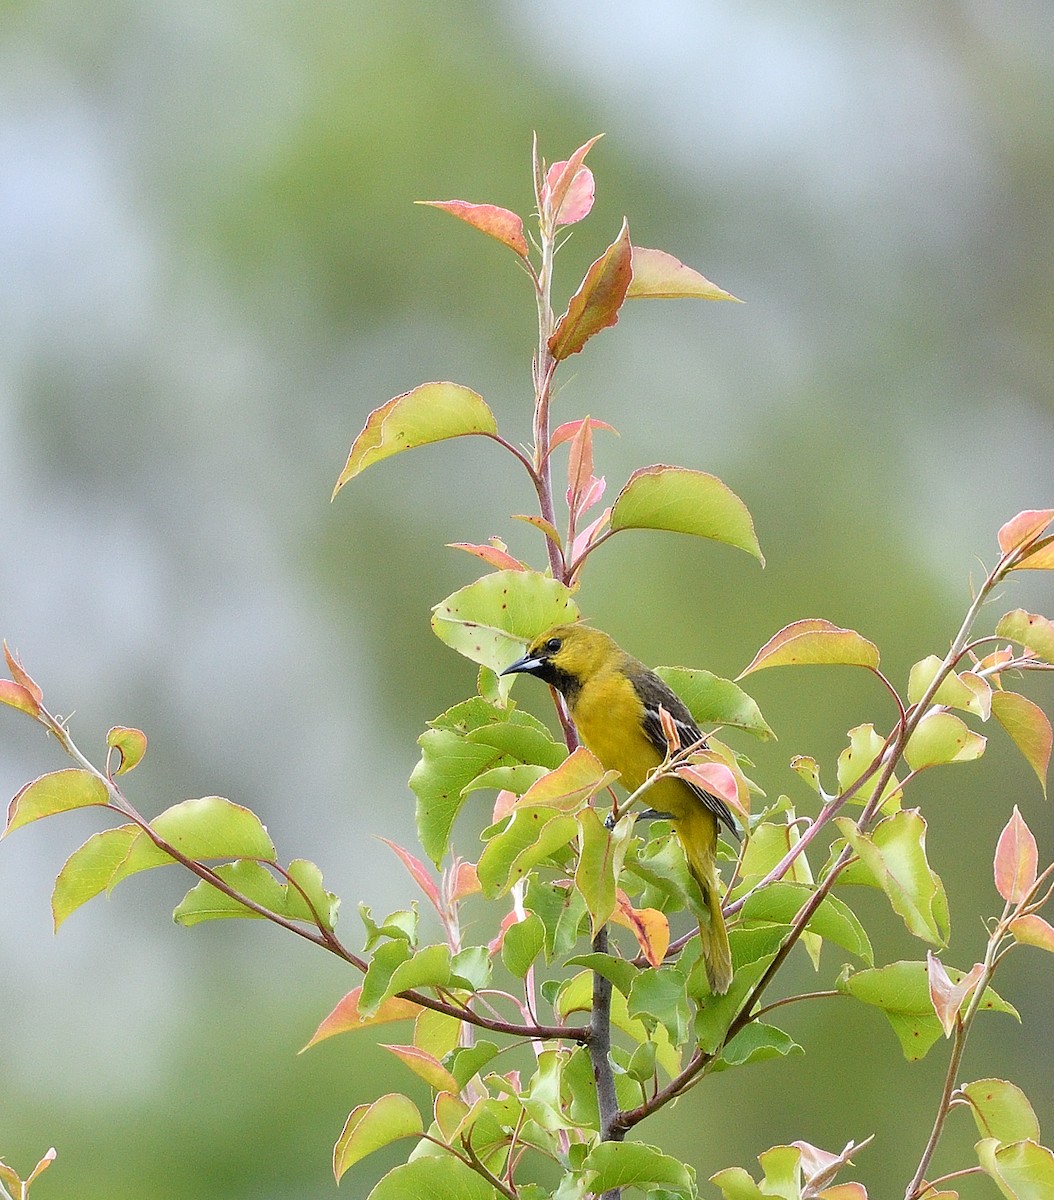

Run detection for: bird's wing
[[629, 667, 740, 840]]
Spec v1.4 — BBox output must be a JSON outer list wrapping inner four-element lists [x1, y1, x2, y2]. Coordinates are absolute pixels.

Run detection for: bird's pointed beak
[[500, 650, 543, 677]]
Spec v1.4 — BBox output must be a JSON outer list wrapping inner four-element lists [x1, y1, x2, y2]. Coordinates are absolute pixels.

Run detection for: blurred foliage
[[1, 2, 1053, 1198]]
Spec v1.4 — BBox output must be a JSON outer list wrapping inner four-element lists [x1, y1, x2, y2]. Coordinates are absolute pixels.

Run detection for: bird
[[501, 622, 737, 993]]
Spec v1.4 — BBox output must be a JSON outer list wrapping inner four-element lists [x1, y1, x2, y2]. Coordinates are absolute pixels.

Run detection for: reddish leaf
[[3, 641, 43, 705], [447, 542, 526, 572], [657, 705, 681, 752], [550, 419, 618, 451], [0, 679, 40, 717], [627, 246, 740, 302], [998, 510, 1054, 554], [548, 218, 633, 361], [416, 200, 528, 258], [492, 789, 517, 823], [1010, 913, 1054, 952], [381, 838, 442, 914], [991, 691, 1052, 798], [448, 861, 480, 902], [488, 909, 519, 955], [381, 1044, 460, 1094], [613, 890, 670, 967], [994, 807, 1038, 904], [544, 161, 595, 225], [542, 134, 603, 227], [1014, 535, 1054, 570], [675, 762, 739, 806], [566, 417, 596, 515], [303, 987, 420, 1049], [739, 619, 880, 676], [928, 951, 983, 1037]]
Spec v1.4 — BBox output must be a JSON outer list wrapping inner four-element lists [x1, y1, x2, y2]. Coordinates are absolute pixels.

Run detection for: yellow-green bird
[[502, 622, 736, 993]]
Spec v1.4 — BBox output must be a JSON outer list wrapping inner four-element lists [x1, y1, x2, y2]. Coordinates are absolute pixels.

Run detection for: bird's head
[[500, 623, 621, 700]]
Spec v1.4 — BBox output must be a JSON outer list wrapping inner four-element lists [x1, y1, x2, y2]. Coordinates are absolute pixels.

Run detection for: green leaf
[[447, 1041, 501, 1089], [962, 1079, 1042, 1145], [173, 859, 338, 927], [548, 218, 633, 361], [653, 668, 774, 740], [836, 724, 902, 813], [462, 764, 550, 797], [364, 1153, 501, 1200], [738, 881, 873, 964], [432, 570, 579, 699], [839, 961, 1018, 1061], [106, 726, 148, 774], [739, 619, 878, 675], [714, 1022, 803, 1072], [995, 610, 1054, 664], [451, 945, 492, 990], [907, 656, 992, 718], [333, 1093, 422, 1182], [411, 701, 561, 864], [359, 943, 455, 1016], [904, 711, 986, 770], [627, 246, 740, 302], [836, 810, 949, 946], [977, 1138, 1054, 1200], [477, 807, 578, 899], [992, 692, 1051, 798], [628, 964, 691, 1045], [565, 952, 638, 997], [6, 768, 110, 835], [610, 465, 763, 564], [333, 383, 497, 495], [574, 806, 625, 933], [582, 1140, 696, 1199], [52, 825, 139, 928], [709, 1166, 767, 1200], [526, 878, 588, 960], [501, 913, 545, 978]]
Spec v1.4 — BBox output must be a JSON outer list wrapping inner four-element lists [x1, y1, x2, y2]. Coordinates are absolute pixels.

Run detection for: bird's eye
[[545, 637, 562, 654]]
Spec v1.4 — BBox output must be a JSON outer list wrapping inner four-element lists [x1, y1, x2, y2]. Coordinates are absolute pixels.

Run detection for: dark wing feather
[[629, 666, 740, 840]]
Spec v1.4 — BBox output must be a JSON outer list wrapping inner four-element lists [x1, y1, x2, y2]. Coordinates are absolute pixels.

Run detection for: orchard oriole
[[502, 623, 736, 993]]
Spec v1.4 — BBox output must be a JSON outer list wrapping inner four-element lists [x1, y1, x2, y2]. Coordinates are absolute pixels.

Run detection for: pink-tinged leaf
[[106, 726, 147, 775], [447, 542, 526, 572], [998, 509, 1054, 554], [492, 789, 517, 823], [488, 908, 519, 955], [26, 1148, 57, 1187], [550, 418, 618, 450], [6, 768, 110, 835], [994, 806, 1038, 904], [567, 417, 595, 513], [1014, 535, 1054, 570], [512, 513, 564, 548], [627, 246, 741, 302], [381, 1044, 460, 1094], [818, 1186, 869, 1200], [303, 987, 420, 1049], [416, 200, 528, 258], [995, 609, 1054, 663], [333, 382, 497, 495], [380, 838, 443, 914], [0, 679, 40, 717], [675, 761, 739, 809], [739, 619, 880, 677], [3, 642, 43, 705], [517, 747, 617, 812], [1010, 914, 1054, 952], [570, 507, 612, 564], [544, 161, 595, 225], [612, 890, 670, 967], [448, 861, 480, 902], [991, 692, 1052, 798], [658, 705, 681, 752], [928, 951, 984, 1037], [549, 218, 633, 361], [332, 1093, 422, 1183], [542, 134, 603, 226]]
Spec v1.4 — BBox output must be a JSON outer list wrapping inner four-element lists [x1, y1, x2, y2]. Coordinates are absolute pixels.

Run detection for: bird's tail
[[678, 824, 733, 995]]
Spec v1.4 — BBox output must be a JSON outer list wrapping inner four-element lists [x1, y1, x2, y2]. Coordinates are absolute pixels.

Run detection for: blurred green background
[[2, 2, 1053, 1196]]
